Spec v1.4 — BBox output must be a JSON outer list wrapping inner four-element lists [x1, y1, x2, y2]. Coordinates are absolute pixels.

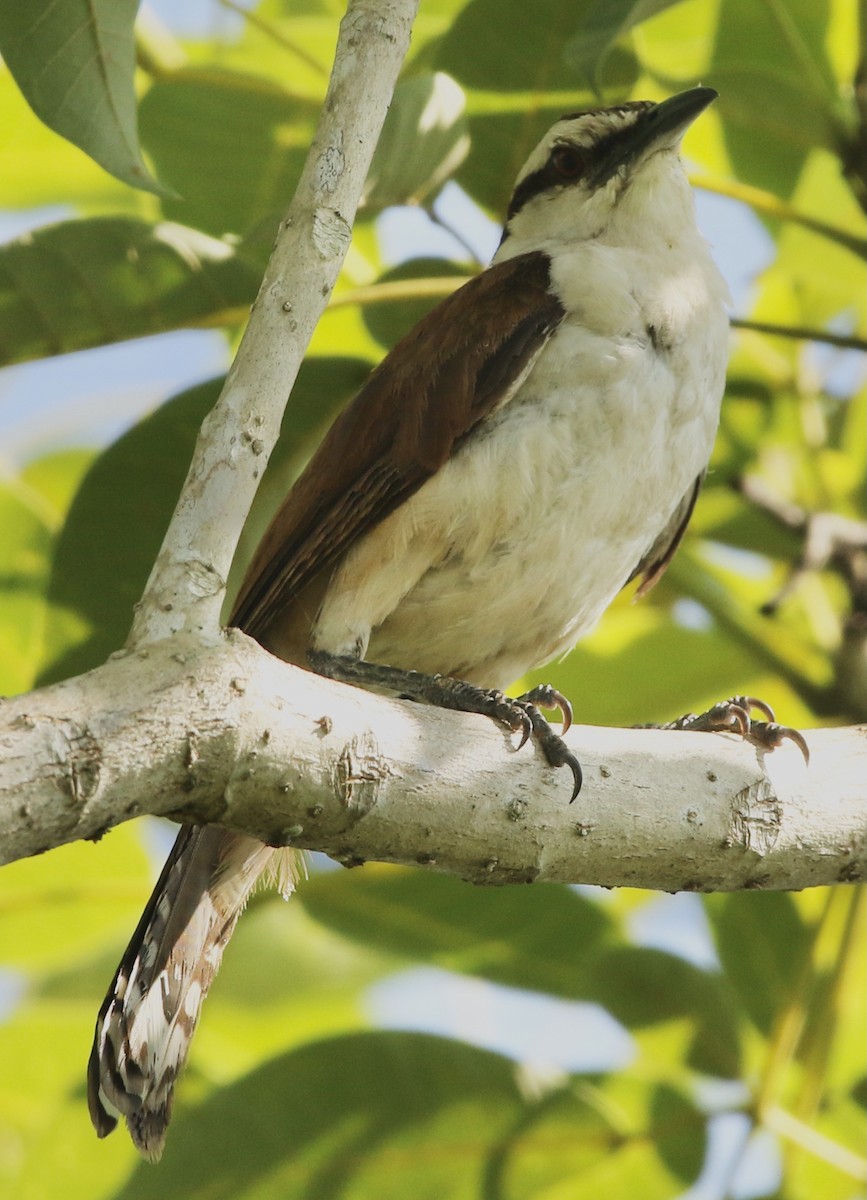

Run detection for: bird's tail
[[87, 824, 302, 1161]]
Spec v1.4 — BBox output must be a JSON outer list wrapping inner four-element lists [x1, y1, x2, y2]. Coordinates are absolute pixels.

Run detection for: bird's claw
[[747, 720, 811, 764], [502, 685, 583, 799], [514, 709, 533, 750], [656, 695, 809, 764], [517, 684, 574, 734]]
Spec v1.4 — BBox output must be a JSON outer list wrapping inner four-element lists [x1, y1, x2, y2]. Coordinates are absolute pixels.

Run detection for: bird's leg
[[307, 651, 582, 799], [635, 695, 810, 762]]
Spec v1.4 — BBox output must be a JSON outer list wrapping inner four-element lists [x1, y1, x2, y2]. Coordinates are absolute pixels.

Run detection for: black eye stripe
[[506, 101, 657, 221], [506, 154, 583, 220]]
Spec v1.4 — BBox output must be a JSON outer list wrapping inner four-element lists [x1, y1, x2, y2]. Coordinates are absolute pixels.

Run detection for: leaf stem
[[763, 1104, 867, 1179], [754, 892, 831, 1123], [423, 203, 486, 268], [216, 0, 329, 77], [328, 275, 472, 309], [753, 888, 867, 1182], [795, 886, 866, 1125]]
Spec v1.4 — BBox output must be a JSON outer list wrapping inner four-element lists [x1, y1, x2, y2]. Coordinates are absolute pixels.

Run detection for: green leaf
[[0, 824, 151, 971], [752, 149, 867, 334], [115, 1032, 524, 1199], [361, 258, 468, 350], [0, 1000, 137, 1200], [496, 1078, 706, 1198], [364, 73, 470, 209], [710, 0, 840, 196], [780, 1102, 867, 1200], [0, 70, 143, 212], [0, 453, 95, 695], [139, 68, 319, 237], [0, 217, 261, 367], [0, 479, 53, 694], [578, 946, 705, 1026], [19, 450, 96, 530], [704, 892, 811, 1034], [576, 945, 741, 1076], [140, 68, 470, 237], [565, 0, 686, 89], [301, 868, 614, 999], [649, 1083, 707, 1181], [303, 871, 734, 1079], [0, 0, 163, 194], [38, 379, 221, 683], [622, 0, 718, 81], [436, 0, 628, 93]]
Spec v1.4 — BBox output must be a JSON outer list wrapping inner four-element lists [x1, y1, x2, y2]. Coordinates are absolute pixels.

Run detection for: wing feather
[[629, 473, 704, 597], [232, 252, 563, 637]]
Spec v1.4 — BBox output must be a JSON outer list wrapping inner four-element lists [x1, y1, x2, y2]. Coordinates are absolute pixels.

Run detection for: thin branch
[[216, 0, 328, 77], [731, 317, 867, 353], [739, 475, 867, 615], [1, 634, 864, 890], [329, 275, 471, 309], [763, 1105, 867, 1180], [691, 173, 867, 259], [423, 202, 486, 267], [128, 0, 420, 648]]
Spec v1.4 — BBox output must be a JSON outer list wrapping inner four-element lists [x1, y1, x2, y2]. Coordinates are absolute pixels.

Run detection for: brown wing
[[629, 473, 704, 597], [232, 251, 564, 637]]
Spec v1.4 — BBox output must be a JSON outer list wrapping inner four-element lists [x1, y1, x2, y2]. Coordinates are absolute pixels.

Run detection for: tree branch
[[730, 317, 867, 352], [128, 0, 419, 648], [2, 635, 864, 891]]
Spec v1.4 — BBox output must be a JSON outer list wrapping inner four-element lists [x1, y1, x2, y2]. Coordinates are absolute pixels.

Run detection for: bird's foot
[[512, 685, 582, 800], [307, 652, 582, 799], [637, 694, 809, 763]]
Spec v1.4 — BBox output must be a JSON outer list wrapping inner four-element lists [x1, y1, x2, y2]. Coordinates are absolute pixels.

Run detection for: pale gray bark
[[2, 633, 864, 890]]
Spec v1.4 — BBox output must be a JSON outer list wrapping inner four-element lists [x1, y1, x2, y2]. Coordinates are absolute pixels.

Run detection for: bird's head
[[497, 87, 717, 258]]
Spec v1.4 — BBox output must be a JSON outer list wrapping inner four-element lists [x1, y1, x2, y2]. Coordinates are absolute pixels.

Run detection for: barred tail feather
[[87, 825, 303, 1161]]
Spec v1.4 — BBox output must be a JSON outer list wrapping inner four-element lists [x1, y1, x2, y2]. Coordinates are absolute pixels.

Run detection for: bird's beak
[[589, 86, 717, 188]]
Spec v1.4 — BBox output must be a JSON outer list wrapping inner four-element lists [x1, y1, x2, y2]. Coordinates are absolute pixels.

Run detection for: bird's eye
[[551, 145, 585, 180]]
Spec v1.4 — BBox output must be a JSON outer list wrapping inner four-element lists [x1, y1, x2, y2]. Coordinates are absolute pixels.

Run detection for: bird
[[88, 86, 732, 1159]]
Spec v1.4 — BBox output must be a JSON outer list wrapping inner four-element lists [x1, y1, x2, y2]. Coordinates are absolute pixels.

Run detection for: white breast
[[313, 238, 729, 690]]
